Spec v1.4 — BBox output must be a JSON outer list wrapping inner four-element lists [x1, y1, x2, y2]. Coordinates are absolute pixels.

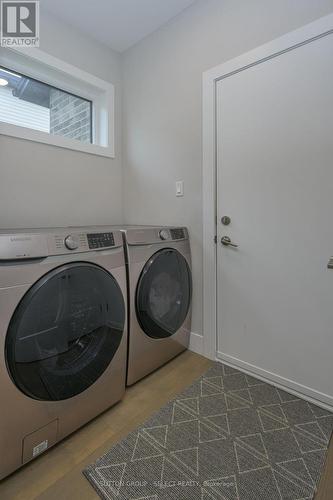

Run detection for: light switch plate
[[176, 180, 184, 197]]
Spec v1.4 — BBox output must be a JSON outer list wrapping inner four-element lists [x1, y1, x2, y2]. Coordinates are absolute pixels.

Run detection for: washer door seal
[[5, 262, 125, 401], [136, 248, 192, 339]]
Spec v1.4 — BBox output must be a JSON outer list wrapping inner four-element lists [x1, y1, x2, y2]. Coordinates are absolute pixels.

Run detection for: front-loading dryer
[[0, 226, 127, 479], [122, 226, 192, 385]]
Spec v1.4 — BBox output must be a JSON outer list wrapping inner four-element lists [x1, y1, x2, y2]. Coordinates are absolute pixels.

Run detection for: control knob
[[159, 229, 169, 241], [64, 235, 79, 250]]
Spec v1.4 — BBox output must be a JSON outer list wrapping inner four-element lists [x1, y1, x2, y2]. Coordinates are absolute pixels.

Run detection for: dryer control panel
[[125, 227, 189, 246]]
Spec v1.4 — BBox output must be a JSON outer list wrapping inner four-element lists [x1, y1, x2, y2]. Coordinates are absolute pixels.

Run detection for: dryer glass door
[[6, 262, 125, 401], [136, 249, 192, 339]]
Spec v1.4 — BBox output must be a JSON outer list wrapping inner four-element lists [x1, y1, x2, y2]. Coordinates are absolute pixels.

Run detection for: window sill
[[0, 122, 115, 158]]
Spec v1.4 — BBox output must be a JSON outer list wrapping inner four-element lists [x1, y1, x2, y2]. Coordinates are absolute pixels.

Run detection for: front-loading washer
[[122, 226, 192, 386], [0, 226, 127, 479]]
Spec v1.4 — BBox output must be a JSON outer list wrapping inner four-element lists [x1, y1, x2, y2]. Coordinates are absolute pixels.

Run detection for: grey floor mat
[[83, 362, 333, 499]]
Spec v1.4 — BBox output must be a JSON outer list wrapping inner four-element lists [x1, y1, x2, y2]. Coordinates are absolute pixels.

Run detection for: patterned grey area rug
[[83, 363, 333, 499]]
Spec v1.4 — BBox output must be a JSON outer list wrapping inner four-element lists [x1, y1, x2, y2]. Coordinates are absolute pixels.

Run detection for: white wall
[[0, 11, 123, 229], [2, 2, 333, 337], [122, 0, 333, 337]]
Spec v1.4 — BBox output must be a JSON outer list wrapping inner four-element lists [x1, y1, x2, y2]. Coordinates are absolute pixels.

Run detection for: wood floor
[[314, 433, 333, 499], [0, 351, 332, 500], [0, 351, 211, 500]]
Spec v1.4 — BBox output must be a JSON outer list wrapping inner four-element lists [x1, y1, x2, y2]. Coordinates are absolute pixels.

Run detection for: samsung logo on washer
[[0, 233, 47, 260], [10, 236, 32, 242]]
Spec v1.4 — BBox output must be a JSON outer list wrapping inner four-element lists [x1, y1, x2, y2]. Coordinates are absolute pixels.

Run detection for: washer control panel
[[0, 229, 122, 260], [53, 233, 88, 252], [159, 229, 169, 241], [87, 232, 115, 249], [64, 234, 79, 250]]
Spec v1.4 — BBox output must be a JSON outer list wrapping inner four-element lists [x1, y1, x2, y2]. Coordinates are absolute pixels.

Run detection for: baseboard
[[216, 350, 333, 412], [189, 332, 204, 355]]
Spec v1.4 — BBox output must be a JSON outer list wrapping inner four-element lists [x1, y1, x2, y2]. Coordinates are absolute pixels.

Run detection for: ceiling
[[42, 0, 196, 53]]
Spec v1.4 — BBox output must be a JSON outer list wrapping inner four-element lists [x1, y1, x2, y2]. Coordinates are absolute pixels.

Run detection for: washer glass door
[[136, 248, 192, 339], [6, 262, 125, 401]]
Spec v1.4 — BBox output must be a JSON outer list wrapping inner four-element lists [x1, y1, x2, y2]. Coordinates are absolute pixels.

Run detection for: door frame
[[202, 15, 333, 381]]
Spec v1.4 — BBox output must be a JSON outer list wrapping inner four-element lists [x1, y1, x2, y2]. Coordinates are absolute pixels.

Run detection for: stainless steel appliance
[[122, 226, 192, 385], [0, 226, 127, 479]]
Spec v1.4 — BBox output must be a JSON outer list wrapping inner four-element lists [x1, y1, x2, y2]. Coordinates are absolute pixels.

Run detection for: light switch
[[176, 180, 184, 197]]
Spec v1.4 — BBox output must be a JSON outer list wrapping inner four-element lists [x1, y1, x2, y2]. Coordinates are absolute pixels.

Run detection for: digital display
[[87, 232, 115, 249], [170, 228, 185, 240]]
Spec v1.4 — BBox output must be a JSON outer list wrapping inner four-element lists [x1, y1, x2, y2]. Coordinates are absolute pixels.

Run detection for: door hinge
[[214, 235, 217, 244]]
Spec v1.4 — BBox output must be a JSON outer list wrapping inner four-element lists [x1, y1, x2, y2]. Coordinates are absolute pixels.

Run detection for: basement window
[[0, 66, 93, 143], [0, 48, 115, 158]]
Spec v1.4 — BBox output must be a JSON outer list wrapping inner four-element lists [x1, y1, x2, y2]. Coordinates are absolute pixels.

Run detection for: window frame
[[0, 47, 115, 158]]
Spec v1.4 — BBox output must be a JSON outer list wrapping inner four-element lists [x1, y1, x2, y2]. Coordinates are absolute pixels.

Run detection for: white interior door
[[216, 32, 333, 406]]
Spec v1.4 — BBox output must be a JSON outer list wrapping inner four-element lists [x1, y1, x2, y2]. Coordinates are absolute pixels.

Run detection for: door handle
[[328, 257, 333, 269], [221, 236, 238, 248]]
